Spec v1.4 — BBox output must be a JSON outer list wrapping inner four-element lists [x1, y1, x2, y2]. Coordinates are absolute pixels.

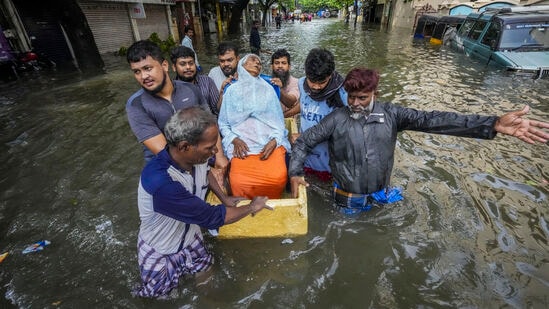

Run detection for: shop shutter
[[79, 1, 134, 54]]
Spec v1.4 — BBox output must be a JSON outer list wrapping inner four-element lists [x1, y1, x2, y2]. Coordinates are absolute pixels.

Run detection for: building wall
[[136, 3, 171, 40], [390, 0, 449, 29], [390, 0, 416, 29], [388, 0, 545, 31], [79, 0, 174, 54]]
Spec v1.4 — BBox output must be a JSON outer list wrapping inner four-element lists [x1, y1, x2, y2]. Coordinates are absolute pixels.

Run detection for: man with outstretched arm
[[289, 67, 549, 214]]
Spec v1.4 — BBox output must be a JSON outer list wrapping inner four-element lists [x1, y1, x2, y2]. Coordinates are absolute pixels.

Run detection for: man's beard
[[349, 105, 370, 120], [177, 71, 197, 83], [272, 70, 289, 88], [222, 66, 237, 77], [145, 72, 167, 95], [348, 96, 374, 119]]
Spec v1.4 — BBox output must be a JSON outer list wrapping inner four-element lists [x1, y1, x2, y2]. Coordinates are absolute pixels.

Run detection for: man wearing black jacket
[[289, 68, 549, 214]]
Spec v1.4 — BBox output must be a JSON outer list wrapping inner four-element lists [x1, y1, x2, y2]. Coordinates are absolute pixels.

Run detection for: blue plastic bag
[[22, 240, 51, 254]]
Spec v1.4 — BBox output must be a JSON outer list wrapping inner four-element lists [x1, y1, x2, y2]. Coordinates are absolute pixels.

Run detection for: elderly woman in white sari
[[218, 54, 291, 199]]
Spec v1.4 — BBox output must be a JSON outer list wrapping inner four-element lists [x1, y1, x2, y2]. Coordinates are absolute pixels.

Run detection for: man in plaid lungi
[[134, 107, 272, 297]]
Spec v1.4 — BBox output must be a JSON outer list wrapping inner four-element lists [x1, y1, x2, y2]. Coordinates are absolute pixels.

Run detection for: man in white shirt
[[208, 41, 240, 91], [181, 25, 201, 71]]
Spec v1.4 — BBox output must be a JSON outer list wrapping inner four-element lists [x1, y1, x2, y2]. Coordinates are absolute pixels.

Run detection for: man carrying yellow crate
[[134, 107, 272, 298]]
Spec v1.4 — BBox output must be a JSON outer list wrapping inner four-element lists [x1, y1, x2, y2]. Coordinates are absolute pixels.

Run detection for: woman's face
[[243, 56, 262, 77]]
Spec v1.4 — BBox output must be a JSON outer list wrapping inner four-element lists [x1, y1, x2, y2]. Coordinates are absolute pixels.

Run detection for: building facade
[[0, 0, 177, 73]]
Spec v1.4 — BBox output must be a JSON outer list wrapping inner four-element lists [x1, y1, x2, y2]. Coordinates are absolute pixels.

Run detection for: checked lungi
[[135, 231, 213, 298]]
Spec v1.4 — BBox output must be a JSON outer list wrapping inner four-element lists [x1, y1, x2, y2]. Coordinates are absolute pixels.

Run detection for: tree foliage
[[256, 0, 278, 26], [298, 0, 353, 12], [228, 0, 250, 34], [278, 0, 295, 13], [227, 0, 348, 34]]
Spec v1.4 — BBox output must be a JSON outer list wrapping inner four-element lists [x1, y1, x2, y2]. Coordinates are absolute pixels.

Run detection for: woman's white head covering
[[237, 53, 262, 81], [217, 54, 291, 159]]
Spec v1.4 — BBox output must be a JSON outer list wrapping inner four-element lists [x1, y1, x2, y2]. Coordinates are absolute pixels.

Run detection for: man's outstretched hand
[[495, 105, 549, 144]]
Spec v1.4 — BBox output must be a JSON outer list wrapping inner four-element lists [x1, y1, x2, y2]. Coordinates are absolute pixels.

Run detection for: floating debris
[[22, 240, 51, 254], [281, 238, 294, 244]]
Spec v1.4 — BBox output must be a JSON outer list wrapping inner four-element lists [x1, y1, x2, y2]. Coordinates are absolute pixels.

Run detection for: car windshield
[[500, 22, 549, 50]]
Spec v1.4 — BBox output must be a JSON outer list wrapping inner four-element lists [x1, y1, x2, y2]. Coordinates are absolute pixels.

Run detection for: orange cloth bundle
[[229, 146, 287, 199]]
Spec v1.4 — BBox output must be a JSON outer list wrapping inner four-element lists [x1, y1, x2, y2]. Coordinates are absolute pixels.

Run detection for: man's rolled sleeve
[[152, 180, 227, 230]]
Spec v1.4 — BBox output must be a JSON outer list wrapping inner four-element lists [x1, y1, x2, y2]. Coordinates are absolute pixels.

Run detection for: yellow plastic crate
[[206, 184, 307, 238]]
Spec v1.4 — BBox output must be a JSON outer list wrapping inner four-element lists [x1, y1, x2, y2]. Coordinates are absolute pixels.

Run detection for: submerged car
[[451, 5, 549, 79], [429, 15, 467, 45], [413, 15, 440, 40]]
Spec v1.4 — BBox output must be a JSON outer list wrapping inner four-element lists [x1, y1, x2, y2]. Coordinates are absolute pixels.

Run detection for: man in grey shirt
[[171, 46, 219, 115], [125, 40, 228, 171]]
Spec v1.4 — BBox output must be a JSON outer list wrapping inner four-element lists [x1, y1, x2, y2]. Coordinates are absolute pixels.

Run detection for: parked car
[[451, 5, 549, 79]]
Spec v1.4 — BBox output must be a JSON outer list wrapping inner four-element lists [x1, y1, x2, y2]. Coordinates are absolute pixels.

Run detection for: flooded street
[[1, 18, 548, 308]]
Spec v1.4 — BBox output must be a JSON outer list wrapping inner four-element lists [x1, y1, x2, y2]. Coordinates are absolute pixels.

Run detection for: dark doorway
[[13, 0, 104, 73]]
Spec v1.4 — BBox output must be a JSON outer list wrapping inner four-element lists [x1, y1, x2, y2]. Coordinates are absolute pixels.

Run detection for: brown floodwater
[[1, 18, 548, 308]]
